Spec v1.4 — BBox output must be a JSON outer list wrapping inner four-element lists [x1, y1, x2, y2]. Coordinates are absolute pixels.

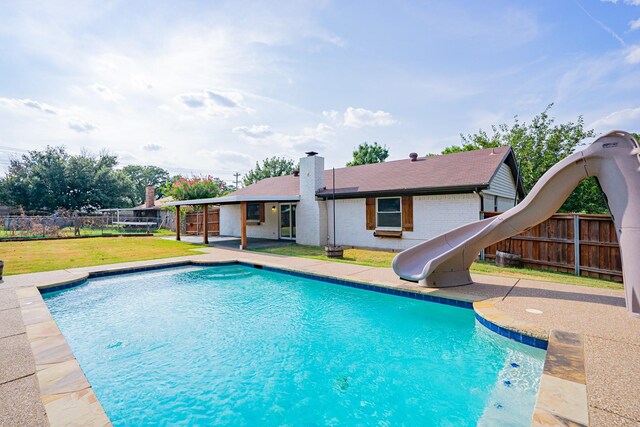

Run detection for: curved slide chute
[[392, 131, 640, 317]]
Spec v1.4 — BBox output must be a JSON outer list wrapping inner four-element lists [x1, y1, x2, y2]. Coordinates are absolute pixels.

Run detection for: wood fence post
[[574, 214, 580, 276]]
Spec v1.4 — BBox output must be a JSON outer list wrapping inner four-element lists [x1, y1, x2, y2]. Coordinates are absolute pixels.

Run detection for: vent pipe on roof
[[490, 148, 496, 155], [293, 170, 299, 177], [409, 152, 418, 162], [305, 151, 318, 157]]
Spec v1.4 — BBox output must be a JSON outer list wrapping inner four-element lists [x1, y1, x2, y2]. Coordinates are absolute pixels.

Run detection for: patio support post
[[203, 204, 209, 245], [241, 201, 247, 250], [176, 205, 181, 241]]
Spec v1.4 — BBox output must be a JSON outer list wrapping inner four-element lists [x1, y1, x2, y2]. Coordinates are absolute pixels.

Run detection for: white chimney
[[296, 152, 327, 246]]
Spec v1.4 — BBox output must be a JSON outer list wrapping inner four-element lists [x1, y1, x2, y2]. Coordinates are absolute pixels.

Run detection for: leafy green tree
[[346, 142, 389, 166], [1, 146, 133, 212], [442, 104, 603, 213], [121, 165, 171, 205], [165, 176, 227, 201], [243, 157, 296, 186]]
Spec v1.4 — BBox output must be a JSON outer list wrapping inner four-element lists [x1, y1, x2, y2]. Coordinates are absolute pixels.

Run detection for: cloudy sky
[[1, 0, 639, 183]]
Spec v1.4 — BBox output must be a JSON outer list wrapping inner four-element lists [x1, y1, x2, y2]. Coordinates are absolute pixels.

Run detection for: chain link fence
[[0, 215, 154, 240]]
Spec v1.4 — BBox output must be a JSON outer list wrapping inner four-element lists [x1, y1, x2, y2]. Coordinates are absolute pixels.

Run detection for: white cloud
[[0, 97, 57, 114], [232, 121, 331, 153], [322, 109, 340, 123], [625, 45, 640, 63], [601, 0, 640, 4], [630, 18, 640, 31], [589, 107, 640, 131], [343, 107, 396, 128], [196, 149, 253, 169], [67, 119, 96, 133], [232, 124, 273, 139], [90, 84, 123, 102], [176, 89, 250, 117], [142, 143, 163, 152]]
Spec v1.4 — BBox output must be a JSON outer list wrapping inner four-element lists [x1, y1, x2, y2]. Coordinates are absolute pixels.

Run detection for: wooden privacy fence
[[185, 208, 220, 236], [482, 211, 622, 281]]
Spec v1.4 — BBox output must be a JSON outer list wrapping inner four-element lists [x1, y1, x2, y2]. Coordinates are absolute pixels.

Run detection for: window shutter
[[365, 198, 376, 230], [259, 203, 265, 223], [402, 196, 413, 231]]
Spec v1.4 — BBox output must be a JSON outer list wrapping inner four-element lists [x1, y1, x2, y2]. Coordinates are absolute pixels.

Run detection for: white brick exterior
[[218, 157, 517, 249], [327, 194, 481, 251]]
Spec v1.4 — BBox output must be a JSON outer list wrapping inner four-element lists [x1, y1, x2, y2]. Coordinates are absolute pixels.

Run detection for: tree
[[442, 104, 603, 213], [1, 146, 133, 212], [243, 157, 296, 186], [121, 165, 171, 205], [346, 142, 389, 167], [164, 176, 228, 201]]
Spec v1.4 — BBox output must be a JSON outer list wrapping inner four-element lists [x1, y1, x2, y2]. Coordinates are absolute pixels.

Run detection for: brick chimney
[[145, 186, 155, 208]]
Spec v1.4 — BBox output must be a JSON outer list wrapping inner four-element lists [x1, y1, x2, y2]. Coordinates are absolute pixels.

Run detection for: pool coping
[[9, 258, 588, 426]]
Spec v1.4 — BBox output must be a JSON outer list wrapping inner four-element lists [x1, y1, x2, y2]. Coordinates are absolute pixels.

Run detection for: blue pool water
[[43, 265, 545, 426]]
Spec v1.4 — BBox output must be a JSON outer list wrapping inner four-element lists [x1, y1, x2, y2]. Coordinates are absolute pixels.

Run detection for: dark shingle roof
[[229, 146, 515, 199]]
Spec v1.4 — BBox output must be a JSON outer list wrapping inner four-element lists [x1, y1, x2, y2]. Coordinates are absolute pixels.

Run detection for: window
[[246, 202, 260, 221], [494, 195, 498, 212], [376, 197, 402, 229]]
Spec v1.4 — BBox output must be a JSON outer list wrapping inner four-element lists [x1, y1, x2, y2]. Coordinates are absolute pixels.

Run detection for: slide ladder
[[392, 131, 640, 317]]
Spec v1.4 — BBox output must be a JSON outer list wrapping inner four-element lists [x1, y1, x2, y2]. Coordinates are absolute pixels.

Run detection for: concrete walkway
[[162, 235, 295, 249], [1, 246, 638, 426]]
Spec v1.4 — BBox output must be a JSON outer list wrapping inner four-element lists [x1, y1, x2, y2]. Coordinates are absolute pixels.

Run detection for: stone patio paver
[[584, 335, 640, 422], [43, 389, 110, 427], [0, 288, 18, 311], [0, 334, 37, 385], [0, 308, 26, 339], [0, 374, 48, 427]]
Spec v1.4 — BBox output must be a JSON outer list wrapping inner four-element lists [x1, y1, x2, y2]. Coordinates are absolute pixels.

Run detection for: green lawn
[[253, 245, 623, 290], [1, 237, 622, 290], [1, 236, 207, 276]]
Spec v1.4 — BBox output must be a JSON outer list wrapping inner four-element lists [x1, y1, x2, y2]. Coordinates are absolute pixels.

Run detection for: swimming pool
[[43, 264, 544, 426]]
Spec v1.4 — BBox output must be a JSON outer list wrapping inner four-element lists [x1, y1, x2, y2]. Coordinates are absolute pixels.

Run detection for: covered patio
[[165, 195, 300, 249]]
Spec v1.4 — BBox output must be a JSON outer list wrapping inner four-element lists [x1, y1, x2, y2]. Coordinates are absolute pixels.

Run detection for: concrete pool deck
[[0, 247, 638, 426]]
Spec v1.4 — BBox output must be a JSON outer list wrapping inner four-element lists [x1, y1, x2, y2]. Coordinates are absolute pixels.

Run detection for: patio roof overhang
[[165, 195, 300, 207]]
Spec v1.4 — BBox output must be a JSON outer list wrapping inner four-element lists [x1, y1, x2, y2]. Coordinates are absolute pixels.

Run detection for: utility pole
[[233, 172, 241, 189]]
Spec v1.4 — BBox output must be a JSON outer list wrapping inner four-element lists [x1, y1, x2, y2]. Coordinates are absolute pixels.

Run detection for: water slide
[[392, 131, 640, 317]]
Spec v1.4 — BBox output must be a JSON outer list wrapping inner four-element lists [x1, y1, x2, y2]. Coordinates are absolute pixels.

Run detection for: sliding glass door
[[280, 204, 296, 240]]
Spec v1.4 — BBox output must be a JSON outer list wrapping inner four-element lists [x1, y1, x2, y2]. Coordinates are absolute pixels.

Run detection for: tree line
[[1, 105, 635, 214], [0, 147, 232, 213]]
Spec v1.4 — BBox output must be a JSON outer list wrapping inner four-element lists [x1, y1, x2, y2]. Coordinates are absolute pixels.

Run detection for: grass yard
[[253, 244, 623, 290], [1, 236, 207, 276]]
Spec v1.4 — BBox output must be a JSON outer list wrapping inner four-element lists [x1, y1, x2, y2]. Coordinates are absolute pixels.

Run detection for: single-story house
[[167, 147, 524, 251], [101, 187, 175, 229]]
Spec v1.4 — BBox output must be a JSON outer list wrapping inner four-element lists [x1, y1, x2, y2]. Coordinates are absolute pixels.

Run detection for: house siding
[[327, 194, 481, 250], [483, 162, 517, 212], [486, 163, 517, 199]]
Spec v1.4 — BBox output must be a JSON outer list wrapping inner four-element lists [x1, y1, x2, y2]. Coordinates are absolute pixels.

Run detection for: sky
[[1, 0, 639, 184]]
